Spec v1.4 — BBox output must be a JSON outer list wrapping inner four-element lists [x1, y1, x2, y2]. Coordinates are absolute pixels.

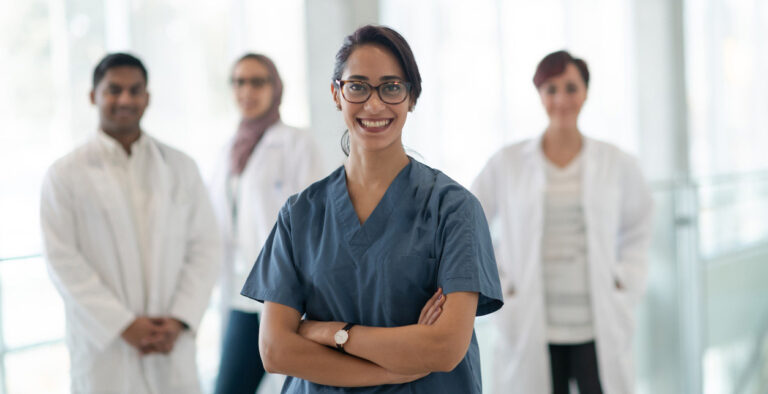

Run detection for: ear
[[331, 83, 341, 110], [89, 90, 96, 105], [408, 97, 415, 112]]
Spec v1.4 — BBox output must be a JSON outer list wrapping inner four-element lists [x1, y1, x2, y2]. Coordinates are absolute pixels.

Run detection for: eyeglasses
[[335, 79, 411, 104], [231, 77, 271, 89]]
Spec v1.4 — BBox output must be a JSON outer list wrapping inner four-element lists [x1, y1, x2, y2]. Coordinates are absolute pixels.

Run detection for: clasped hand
[[121, 317, 185, 355]]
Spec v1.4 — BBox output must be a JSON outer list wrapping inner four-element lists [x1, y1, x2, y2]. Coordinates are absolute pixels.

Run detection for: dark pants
[[214, 310, 266, 394], [548, 341, 603, 394]]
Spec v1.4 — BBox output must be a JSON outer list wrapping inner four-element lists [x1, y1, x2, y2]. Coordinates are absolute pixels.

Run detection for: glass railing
[[0, 254, 223, 394], [0, 255, 67, 394], [636, 172, 768, 394], [2, 171, 768, 394]]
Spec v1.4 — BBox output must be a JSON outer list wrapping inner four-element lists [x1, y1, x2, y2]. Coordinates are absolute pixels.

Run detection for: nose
[[363, 91, 386, 113], [117, 90, 135, 106], [552, 91, 568, 107]]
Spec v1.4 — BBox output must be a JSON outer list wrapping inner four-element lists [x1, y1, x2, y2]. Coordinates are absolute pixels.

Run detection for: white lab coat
[[471, 136, 653, 394], [210, 121, 324, 313], [40, 133, 221, 394]]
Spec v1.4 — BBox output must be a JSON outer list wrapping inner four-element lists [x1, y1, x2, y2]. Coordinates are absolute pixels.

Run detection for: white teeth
[[360, 119, 390, 128]]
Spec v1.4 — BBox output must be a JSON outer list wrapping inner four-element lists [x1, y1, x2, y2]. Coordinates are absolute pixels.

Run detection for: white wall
[[304, 0, 380, 171]]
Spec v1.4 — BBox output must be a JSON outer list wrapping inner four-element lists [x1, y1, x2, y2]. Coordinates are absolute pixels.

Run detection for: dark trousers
[[548, 341, 603, 394], [214, 310, 266, 394]]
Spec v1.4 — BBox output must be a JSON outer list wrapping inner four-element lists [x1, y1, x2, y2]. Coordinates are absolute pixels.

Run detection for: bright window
[[0, 1, 307, 392], [380, 0, 637, 186]]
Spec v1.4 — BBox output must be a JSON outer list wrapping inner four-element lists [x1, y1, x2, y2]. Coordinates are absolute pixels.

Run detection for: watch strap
[[336, 323, 356, 353]]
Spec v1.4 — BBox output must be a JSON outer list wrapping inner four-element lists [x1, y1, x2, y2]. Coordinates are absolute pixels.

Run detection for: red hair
[[532, 50, 589, 89]]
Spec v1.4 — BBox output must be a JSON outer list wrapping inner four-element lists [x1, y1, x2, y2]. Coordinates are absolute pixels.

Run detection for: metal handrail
[[648, 169, 768, 192], [0, 254, 42, 263], [735, 313, 768, 394]]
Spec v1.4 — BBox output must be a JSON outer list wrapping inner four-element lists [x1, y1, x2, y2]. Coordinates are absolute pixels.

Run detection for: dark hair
[[92, 53, 148, 89], [334, 25, 422, 156], [532, 50, 589, 89]]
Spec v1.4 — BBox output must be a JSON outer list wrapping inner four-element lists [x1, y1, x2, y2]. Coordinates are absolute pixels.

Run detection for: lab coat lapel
[[85, 140, 145, 311], [144, 137, 172, 313], [581, 137, 597, 225], [580, 138, 622, 392], [523, 136, 547, 286]]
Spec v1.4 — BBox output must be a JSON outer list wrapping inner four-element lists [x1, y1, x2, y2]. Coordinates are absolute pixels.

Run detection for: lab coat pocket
[[611, 287, 635, 337]]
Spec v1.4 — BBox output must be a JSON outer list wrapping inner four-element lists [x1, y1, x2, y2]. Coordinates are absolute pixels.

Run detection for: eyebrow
[[346, 75, 404, 81], [107, 82, 145, 89]]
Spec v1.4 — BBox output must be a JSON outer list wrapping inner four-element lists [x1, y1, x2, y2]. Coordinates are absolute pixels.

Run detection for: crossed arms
[[258, 288, 479, 387]]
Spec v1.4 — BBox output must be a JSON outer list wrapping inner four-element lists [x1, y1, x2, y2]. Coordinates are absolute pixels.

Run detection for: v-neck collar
[[544, 150, 583, 175], [332, 158, 414, 260]]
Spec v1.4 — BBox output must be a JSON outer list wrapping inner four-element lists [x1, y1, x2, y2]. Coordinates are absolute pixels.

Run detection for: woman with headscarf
[[210, 53, 324, 394]]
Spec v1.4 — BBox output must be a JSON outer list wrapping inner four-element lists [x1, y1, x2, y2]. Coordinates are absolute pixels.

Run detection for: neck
[[103, 127, 141, 155], [543, 123, 581, 149], [345, 143, 409, 189]]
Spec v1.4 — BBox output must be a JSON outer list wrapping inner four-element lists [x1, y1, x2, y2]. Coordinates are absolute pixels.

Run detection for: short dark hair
[[533, 50, 589, 89], [92, 53, 148, 89], [333, 25, 422, 105]]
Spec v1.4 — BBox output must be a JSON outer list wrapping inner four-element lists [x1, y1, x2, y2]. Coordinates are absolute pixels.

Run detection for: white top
[[471, 136, 654, 394], [96, 130, 152, 310], [541, 153, 595, 344], [210, 121, 325, 313]]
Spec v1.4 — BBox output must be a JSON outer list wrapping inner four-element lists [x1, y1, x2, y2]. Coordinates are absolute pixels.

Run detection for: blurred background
[[1, 0, 767, 393]]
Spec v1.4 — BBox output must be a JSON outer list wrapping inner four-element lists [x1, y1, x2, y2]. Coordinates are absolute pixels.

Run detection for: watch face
[[334, 329, 349, 345]]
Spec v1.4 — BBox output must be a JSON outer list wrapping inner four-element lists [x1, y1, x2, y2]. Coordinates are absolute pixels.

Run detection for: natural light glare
[[381, 0, 637, 187]]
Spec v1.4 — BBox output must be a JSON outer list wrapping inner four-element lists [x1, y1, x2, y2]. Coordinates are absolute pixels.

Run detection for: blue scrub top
[[242, 158, 503, 393]]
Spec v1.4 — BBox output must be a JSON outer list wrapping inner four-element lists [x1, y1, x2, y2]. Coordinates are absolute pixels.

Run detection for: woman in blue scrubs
[[242, 25, 503, 393]]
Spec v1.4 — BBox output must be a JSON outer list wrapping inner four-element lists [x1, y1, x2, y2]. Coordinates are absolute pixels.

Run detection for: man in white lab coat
[[40, 53, 221, 394]]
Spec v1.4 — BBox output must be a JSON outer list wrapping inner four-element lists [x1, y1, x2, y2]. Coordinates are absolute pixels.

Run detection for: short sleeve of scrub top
[[241, 158, 503, 394], [432, 183, 504, 316], [241, 202, 306, 314]]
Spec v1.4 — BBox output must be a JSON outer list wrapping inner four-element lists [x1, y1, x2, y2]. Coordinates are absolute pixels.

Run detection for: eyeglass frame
[[334, 79, 412, 105], [231, 76, 272, 89]]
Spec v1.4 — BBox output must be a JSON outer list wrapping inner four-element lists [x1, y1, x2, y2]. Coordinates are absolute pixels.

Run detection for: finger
[[140, 331, 162, 345], [422, 289, 444, 324], [425, 305, 443, 325], [418, 290, 441, 323], [140, 343, 156, 355], [419, 288, 443, 323], [425, 296, 445, 325]]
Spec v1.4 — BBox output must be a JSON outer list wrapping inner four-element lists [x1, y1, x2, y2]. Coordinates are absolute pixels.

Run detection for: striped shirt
[[541, 153, 595, 344]]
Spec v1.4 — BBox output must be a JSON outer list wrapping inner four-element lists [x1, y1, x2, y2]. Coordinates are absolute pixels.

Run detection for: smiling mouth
[[114, 109, 137, 116], [358, 118, 393, 131]]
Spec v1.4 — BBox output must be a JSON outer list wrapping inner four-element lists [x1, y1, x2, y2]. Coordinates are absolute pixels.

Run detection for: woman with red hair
[[472, 50, 653, 394]]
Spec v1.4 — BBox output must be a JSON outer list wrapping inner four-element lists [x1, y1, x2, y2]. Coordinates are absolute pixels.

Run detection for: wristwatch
[[334, 323, 355, 353]]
